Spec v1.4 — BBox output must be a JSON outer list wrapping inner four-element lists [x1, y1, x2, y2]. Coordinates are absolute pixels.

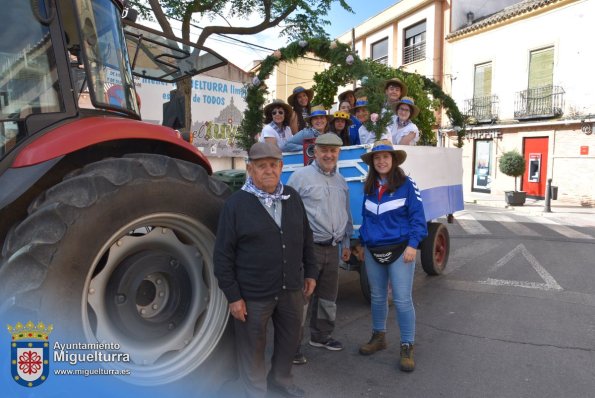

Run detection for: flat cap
[[315, 133, 343, 146], [248, 142, 282, 160]]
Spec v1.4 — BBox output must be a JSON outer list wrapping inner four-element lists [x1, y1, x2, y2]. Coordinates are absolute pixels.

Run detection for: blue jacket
[[359, 177, 428, 249], [282, 127, 321, 152], [349, 116, 361, 145]]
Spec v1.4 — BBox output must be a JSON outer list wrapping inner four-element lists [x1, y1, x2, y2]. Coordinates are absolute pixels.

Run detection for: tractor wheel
[[0, 154, 232, 387], [420, 222, 450, 275]]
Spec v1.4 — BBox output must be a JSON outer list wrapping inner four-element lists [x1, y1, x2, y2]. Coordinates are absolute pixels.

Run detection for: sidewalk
[[464, 191, 595, 219]]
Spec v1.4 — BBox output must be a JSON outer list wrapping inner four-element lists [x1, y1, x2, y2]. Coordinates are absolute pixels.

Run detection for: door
[[522, 137, 548, 198]]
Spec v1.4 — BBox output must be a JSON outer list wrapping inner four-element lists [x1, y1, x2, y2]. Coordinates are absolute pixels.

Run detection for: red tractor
[[0, 0, 232, 387]]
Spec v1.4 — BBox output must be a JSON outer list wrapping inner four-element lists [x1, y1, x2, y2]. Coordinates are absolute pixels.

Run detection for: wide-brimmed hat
[[393, 96, 420, 119], [287, 86, 314, 106], [351, 97, 369, 113], [330, 111, 353, 126], [248, 142, 282, 160], [384, 78, 408, 97], [304, 105, 331, 122], [360, 139, 407, 166], [263, 99, 293, 122]]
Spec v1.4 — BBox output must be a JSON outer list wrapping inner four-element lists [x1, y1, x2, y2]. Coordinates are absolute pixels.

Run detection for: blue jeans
[[364, 247, 416, 344]]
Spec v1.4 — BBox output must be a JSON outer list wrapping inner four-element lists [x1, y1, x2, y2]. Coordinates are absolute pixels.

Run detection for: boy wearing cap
[[287, 134, 353, 360], [214, 142, 317, 398]]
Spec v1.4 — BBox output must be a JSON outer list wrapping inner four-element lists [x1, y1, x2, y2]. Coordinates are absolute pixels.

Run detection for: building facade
[[444, 0, 595, 205]]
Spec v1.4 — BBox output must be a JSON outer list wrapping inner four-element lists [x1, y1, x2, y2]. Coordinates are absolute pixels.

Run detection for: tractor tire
[[0, 154, 232, 387], [420, 222, 450, 275]]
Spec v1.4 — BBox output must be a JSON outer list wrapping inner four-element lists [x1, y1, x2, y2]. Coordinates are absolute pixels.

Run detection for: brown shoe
[[399, 343, 415, 372], [359, 331, 387, 355]]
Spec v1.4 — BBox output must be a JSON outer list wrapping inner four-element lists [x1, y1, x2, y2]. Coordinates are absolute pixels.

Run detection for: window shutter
[[473, 62, 492, 99], [529, 47, 554, 89]]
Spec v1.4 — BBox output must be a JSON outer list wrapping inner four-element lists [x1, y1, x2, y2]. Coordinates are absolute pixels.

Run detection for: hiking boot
[[308, 337, 344, 351], [292, 352, 307, 365], [399, 343, 415, 372], [359, 331, 387, 355]]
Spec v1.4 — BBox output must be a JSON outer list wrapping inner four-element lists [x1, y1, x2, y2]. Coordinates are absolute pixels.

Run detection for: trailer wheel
[[0, 154, 231, 387], [358, 261, 371, 303], [420, 222, 450, 275]]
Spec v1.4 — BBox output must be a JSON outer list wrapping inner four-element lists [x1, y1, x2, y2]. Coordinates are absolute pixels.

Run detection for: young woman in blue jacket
[[358, 139, 428, 372]]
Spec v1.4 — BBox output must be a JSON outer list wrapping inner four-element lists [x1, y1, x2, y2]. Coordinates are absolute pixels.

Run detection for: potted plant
[[499, 150, 527, 206]]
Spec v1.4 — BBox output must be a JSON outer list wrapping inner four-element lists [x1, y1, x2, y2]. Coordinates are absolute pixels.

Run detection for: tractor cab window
[[76, 0, 139, 116], [0, 0, 62, 157]]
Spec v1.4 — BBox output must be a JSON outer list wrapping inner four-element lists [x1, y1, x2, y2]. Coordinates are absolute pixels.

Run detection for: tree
[[128, 0, 353, 132], [499, 150, 526, 191]]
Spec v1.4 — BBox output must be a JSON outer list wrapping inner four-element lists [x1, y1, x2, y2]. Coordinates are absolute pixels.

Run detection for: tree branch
[[147, 0, 175, 36], [195, 1, 297, 48]]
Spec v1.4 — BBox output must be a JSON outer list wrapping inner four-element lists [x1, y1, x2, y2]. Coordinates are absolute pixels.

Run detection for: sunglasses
[[272, 110, 285, 115]]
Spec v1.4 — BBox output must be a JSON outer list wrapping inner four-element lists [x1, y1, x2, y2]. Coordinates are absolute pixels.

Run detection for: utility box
[[213, 169, 247, 192]]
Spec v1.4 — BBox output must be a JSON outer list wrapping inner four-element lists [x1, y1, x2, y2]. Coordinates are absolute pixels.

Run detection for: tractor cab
[[0, 0, 226, 159]]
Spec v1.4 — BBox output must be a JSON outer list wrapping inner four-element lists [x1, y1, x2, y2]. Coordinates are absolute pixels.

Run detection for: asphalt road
[[289, 204, 595, 398]]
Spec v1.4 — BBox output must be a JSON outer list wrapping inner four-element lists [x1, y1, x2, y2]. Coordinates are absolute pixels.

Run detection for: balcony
[[514, 85, 565, 120], [463, 95, 499, 124], [403, 41, 425, 65]]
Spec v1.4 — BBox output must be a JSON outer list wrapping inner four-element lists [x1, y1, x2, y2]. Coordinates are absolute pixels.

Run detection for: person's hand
[[341, 247, 351, 262], [229, 299, 247, 322], [303, 278, 316, 297], [403, 246, 417, 263], [352, 244, 365, 262]]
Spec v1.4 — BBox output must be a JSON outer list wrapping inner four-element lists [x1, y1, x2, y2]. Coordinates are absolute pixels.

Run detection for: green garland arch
[[236, 37, 466, 150]]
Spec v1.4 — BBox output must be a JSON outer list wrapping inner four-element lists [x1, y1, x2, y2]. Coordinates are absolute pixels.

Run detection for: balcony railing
[[403, 41, 425, 64], [463, 95, 499, 123], [514, 84, 565, 120]]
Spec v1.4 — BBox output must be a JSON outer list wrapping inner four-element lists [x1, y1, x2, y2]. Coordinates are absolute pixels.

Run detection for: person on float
[[282, 105, 331, 152], [329, 111, 353, 146], [259, 99, 294, 149], [389, 96, 420, 146], [287, 86, 314, 134]]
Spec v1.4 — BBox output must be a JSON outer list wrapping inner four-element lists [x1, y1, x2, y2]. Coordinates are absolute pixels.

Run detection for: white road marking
[[455, 213, 491, 235], [534, 216, 594, 240], [480, 244, 562, 291], [485, 213, 540, 236]]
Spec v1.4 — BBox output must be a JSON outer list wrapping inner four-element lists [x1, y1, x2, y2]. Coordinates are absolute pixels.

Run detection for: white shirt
[[358, 124, 390, 145], [259, 123, 293, 149], [388, 116, 419, 145]]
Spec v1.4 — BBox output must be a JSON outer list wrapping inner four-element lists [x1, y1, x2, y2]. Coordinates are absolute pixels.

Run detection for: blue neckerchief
[[241, 177, 290, 207]]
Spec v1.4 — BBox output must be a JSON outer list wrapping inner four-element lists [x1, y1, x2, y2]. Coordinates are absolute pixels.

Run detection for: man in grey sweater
[[287, 133, 353, 363]]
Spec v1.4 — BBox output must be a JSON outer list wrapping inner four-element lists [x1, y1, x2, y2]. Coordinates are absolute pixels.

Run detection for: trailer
[[281, 144, 464, 301]]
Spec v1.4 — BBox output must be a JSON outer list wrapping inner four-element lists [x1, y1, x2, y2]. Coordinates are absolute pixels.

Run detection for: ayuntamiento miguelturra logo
[[8, 321, 53, 387]]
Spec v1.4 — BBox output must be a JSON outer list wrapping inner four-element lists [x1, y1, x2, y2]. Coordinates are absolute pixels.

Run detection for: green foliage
[[499, 150, 526, 191], [129, 0, 353, 41], [238, 37, 466, 150]]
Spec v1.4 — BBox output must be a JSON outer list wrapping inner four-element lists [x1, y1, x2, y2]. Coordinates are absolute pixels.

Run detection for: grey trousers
[[309, 243, 340, 342], [234, 289, 304, 398]]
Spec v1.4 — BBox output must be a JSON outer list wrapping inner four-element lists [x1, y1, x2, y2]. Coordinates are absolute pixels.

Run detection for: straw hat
[[351, 97, 369, 113], [304, 105, 331, 123], [393, 96, 420, 119], [384, 78, 408, 97], [330, 111, 353, 126], [287, 86, 314, 106], [360, 139, 407, 166], [263, 99, 293, 123]]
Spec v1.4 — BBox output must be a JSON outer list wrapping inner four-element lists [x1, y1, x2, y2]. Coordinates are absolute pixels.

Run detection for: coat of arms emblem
[[8, 321, 53, 387]]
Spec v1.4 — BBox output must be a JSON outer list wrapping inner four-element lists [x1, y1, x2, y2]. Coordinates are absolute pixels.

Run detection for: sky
[[190, 0, 402, 71]]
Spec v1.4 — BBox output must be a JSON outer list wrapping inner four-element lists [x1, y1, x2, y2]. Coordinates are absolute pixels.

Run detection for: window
[[471, 62, 493, 121], [527, 47, 554, 114], [403, 21, 426, 64], [371, 38, 388, 65]]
